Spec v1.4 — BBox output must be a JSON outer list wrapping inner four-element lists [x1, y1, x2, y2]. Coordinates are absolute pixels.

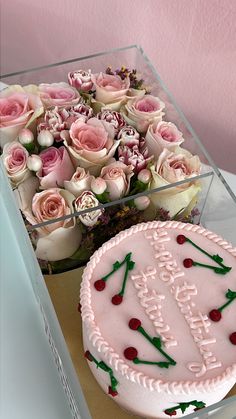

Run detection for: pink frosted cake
[[80, 221, 236, 418]]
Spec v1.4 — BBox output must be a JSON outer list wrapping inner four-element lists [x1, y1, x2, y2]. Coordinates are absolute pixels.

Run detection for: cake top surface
[[81, 221, 236, 394]]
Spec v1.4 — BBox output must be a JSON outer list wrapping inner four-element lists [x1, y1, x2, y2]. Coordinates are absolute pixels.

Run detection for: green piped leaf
[[179, 403, 189, 413], [226, 289, 236, 299], [212, 254, 223, 263], [214, 267, 229, 275], [128, 260, 135, 270], [113, 261, 121, 270]]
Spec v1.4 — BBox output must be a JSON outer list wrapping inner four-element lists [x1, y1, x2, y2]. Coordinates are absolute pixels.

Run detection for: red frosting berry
[[183, 258, 193, 268], [209, 309, 222, 322], [177, 234, 186, 244], [94, 279, 106, 291], [129, 318, 141, 330], [77, 303, 82, 313], [229, 332, 236, 345], [124, 346, 138, 361], [194, 407, 203, 411], [108, 386, 118, 397], [84, 350, 93, 362], [111, 294, 123, 305], [164, 410, 177, 416]]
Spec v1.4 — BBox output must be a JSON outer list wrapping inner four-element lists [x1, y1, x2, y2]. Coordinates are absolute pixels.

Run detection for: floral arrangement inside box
[[0, 66, 202, 273]]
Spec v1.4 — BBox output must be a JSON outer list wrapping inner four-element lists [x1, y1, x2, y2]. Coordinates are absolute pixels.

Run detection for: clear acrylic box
[[1, 45, 236, 418]]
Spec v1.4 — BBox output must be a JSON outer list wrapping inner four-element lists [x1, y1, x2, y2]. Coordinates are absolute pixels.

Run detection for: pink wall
[[1, 0, 236, 172]]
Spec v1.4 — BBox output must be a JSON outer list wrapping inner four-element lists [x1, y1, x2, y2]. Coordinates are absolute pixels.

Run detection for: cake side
[[80, 221, 236, 418]]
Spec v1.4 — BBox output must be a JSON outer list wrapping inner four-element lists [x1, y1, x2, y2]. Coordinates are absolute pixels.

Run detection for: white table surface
[[0, 169, 235, 419]]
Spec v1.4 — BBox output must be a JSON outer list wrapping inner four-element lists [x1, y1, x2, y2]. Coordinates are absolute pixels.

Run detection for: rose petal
[[35, 222, 82, 261]]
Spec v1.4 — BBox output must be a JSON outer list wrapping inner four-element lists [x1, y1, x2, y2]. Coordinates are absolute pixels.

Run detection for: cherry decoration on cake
[[176, 234, 231, 275], [209, 289, 236, 323], [229, 332, 236, 345], [84, 350, 119, 396], [94, 279, 106, 291], [124, 317, 176, 368], [164, 400, 206, 416], [93, 252, 135, 305]]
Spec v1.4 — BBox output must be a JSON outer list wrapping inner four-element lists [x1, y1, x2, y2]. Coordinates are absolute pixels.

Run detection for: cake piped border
[[80, 221, 236, 395]]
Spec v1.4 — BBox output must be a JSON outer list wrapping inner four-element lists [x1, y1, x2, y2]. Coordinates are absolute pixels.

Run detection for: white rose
[[150, 148, 201, 217], [64, 167, 94, 197]]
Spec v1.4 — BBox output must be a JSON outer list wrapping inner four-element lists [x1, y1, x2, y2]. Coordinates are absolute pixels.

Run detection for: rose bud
[[37, 130, 54, 147], [138, 168, 151, 184], [27, 155, 42, 172], [91, 177, 107, 195], [18, 128, 34, 145], [134, 196, 150, 210]]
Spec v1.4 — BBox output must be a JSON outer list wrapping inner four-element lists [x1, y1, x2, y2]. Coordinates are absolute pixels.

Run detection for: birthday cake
[[80, 221, 236, 418]]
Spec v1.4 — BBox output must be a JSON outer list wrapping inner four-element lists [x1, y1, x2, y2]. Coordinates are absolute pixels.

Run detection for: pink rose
[[64, 117, 118, 175], [91, 72, 130, 110], [121, 94, 165, 133], [39, 82, 80, 108], [150, 148, 201, 217], [68, 69, 93, 91], [37, 146, 75, 189], [74, 190, 103, 227], [0, 85, 43, 147], [146, 120, 184, 158], [18, 183, 81, 261], [2, 141, 31, 187], [64, 167, 94, 197], [154, 148, 201, 183], [100, 161, 134, 201]]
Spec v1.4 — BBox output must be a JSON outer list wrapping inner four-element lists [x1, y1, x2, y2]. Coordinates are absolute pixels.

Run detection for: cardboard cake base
[[45, 267, 236, 419]]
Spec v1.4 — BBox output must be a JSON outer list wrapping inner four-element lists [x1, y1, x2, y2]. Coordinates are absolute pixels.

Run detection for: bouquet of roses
[[0, 66, 201, 273]]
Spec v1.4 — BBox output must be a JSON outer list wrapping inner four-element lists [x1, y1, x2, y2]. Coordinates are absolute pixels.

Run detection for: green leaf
[[128, 260, 135, 270], [129, 180, 148, 195], [226, 289, 236, 299], [212, 254, 223, 263], [192, 400, 206, 409], [113, 261, 121, 270], [95, 191, 110, 204], [125, 252, 132, 261], [214, 267, 228, 275], [179, 403, 189, 413], [157, 362, 170, 369]]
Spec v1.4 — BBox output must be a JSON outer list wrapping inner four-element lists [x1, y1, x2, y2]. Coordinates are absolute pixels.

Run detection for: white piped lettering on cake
[[171, 282, 222, 376], [131, 266, 178, 348], [144, 228, 222, 378]]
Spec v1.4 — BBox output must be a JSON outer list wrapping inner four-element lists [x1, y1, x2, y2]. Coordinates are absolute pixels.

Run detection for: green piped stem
[[133, 358, 171, 369], [119, 254, 132, 296], [164, 400, 206, 415], [115, 253, 135, 297], [86, 353, 118, 392], [137, 326, 176, 365], [186, 237, 231, 272], [192, 261, 229, 275], [102, 252, 132, 282], [218, 292, 236, 312]]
